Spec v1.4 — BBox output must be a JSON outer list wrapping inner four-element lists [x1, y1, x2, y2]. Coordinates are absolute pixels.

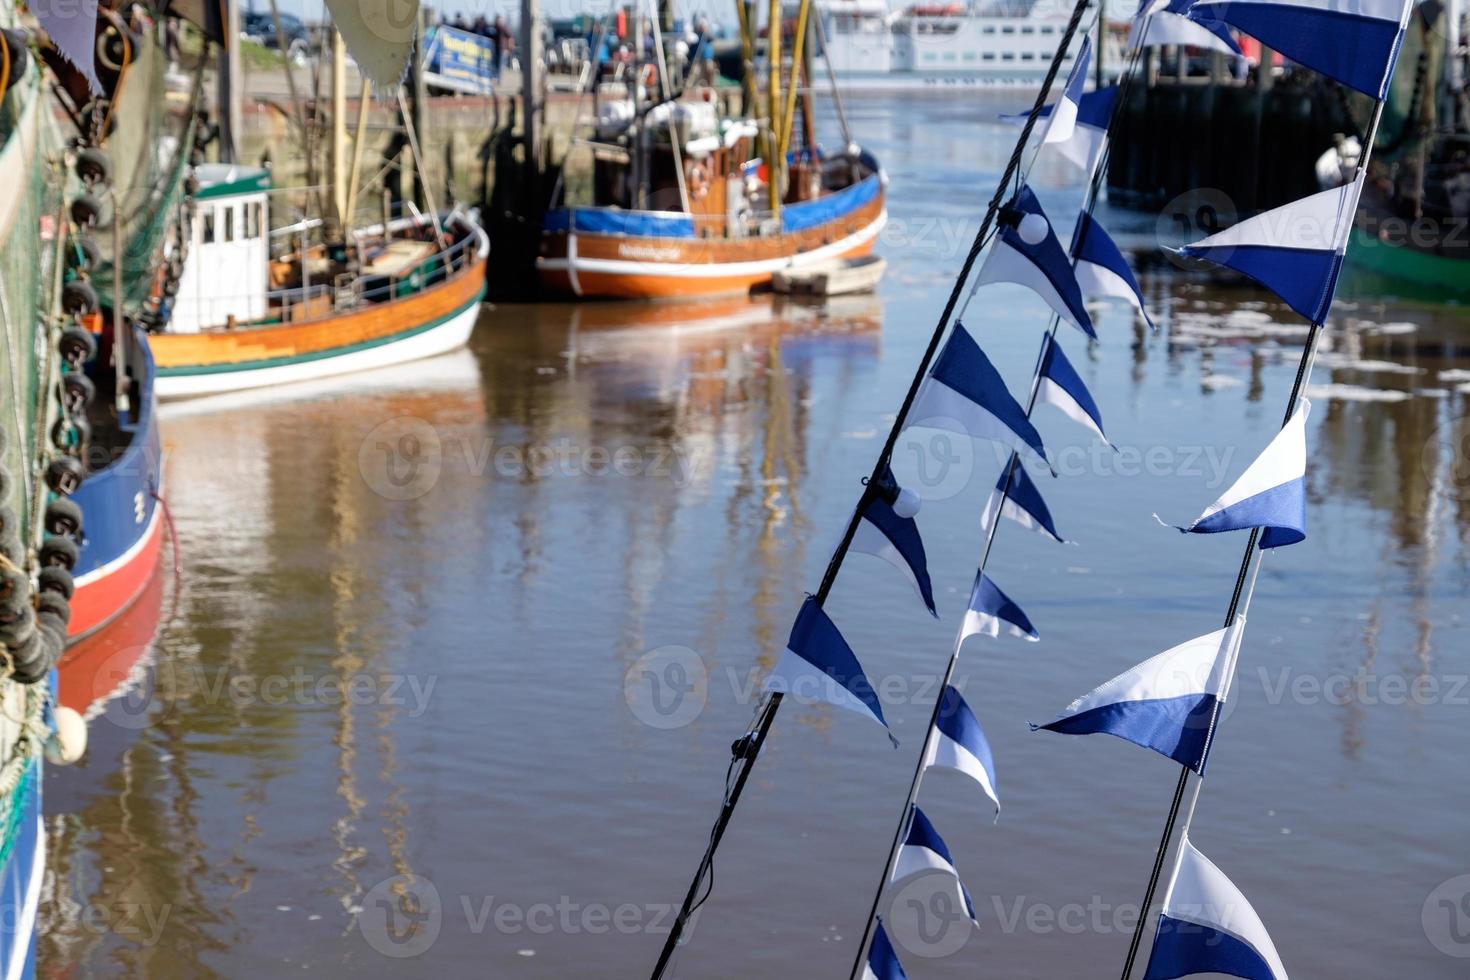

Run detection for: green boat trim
[[1342, 227, 1470, 305]]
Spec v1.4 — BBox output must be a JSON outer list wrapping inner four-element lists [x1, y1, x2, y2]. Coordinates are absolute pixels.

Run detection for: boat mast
[[767, 0, 783, 218], [329, 28, 348, 242], [1445, 0, 1464, 129]]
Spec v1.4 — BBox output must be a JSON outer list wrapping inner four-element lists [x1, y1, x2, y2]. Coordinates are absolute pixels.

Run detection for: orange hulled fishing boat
[[538, 0, 887, 299]]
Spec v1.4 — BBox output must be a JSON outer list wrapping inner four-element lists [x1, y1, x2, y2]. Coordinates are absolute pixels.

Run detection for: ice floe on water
[[1438, 368, 1470, 382], [1311, 352, 1426, 374], [1304, 383, 1412, 402], [1200, 374, 1244, 390], [1343, 317, 1419, 336]]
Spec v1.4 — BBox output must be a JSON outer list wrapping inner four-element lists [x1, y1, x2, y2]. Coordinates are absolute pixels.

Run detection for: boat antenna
[[809, 5, 853, 149], [645, 1, 1096, 976]]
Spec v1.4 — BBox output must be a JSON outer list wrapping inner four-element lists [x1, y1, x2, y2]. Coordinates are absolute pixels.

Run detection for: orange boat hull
[[538, 187, 886, 300]]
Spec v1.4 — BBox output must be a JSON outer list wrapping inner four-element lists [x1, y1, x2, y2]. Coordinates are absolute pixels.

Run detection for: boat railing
[[197, 226, 482, 330]]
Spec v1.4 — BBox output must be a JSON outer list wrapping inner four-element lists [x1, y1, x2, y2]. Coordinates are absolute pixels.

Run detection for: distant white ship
[[816, 0, 1118, 89]]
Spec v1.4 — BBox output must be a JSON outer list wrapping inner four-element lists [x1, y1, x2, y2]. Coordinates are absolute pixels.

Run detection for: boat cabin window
[[1001, 25, 1015, 33], [245, 201, 260, 239], [982, 25, 996, 33], [1021, 25, 1034, 33], [224, 206, 235, 242], [202, 209, 215, 244], [1002, 51, 1016, 60], [983, 51, 996, 60]]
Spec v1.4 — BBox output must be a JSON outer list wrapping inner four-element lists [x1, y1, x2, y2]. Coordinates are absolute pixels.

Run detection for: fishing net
[[91, 33, 196, 309]]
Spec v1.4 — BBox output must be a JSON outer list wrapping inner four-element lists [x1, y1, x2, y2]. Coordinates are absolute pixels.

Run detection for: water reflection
[[37, 105, 1470, 977]]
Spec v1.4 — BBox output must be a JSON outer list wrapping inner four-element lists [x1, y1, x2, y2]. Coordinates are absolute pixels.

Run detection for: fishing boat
[[1341, 0, 1468, 296], [149, 165, 488, 399], [1, 7, 93, 973], [538, 0, 888, 299], [44, 7, 191, 640], [145, 11, 489, 401]]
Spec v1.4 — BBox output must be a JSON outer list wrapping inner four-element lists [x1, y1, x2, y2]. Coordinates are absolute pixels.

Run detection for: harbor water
[[42, 94, 1470, 976]]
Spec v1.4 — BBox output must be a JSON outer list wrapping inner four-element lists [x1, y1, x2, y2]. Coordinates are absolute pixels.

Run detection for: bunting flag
[[976, 186, 1096, 338], [1142, 838, 1289, 980], [1033, 623, 1243, 773], [1037, 336, 1113, 448], [893, 805, 978, 923], [1001, 85, 1118, 174], [863, 920, 909, 980], [34, 0, 102, 93], [1186, 0, 1410, 97], [1072, 212, 1155, 330], [1174, 175, 1364, 325], [324, 0, 420, 86], [763, 597, 897, 746], [1169, 400, 1309, 548], [924, 685, 1001, 816], [851, 482, 938, 617], [1132, 0, 1243, 57], [905, 324, 1050, 466], [1040, 37, 1092, 147], [981, 458, 1068, 544], [960, 572, 1039, 643]]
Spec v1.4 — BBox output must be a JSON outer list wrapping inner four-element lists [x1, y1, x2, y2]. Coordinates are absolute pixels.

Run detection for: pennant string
[[649, 2, 1101, 974], [1118, 3, 1415, 976], [846, 25, 1158, 976]]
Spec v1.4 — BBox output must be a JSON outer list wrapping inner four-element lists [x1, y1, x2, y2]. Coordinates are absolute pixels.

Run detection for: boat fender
[[0, 606, 35, 647], [35, 590, 69, 628], [45, 456, 86, 496], [50, 415, 92, 454], [58, 325, 98, 366], [7, 631, 48, 685], [74, 148, 112, 188], [62, 279, 99, 316], [61, 372, 95, 415], [43, 498, 83, 539], [66, 237, 101, 273], [69, 194, 103, 229], [37, 566, 75, 601], [38, 535, 79, 572], [46, 707, 87, 765], [0, 506, 20, 562]]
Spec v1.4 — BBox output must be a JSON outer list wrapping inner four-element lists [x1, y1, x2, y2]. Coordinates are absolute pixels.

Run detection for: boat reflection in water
[[38, 295, 884, 973]]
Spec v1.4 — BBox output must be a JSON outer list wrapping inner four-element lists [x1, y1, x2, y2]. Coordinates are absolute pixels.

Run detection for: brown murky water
[[40, 95, 1470, 978]]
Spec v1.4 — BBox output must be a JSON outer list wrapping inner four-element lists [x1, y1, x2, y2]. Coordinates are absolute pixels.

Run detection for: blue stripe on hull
[[0, 760, 41, 980], [1144, 914, 1280, 980], [71, 330, 163, 576], [1040, 693, 1217, 772]]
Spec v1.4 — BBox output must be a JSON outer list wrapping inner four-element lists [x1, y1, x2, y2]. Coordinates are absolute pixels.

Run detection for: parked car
[[241, 10, 312, 65]]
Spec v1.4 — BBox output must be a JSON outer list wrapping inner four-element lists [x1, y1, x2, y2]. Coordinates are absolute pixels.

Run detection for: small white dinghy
[[771, 255, 886, 297]]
